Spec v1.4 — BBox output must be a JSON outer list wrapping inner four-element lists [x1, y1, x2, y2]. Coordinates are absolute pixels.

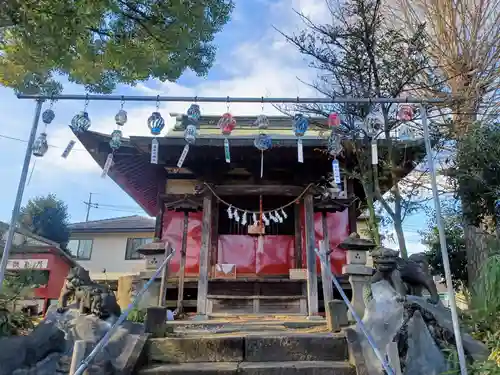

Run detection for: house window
[[67, 239, 93, 260], [125, 238, 153, 260]]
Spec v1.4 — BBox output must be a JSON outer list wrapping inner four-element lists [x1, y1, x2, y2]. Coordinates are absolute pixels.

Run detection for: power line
[[0, 133, 86, 152]]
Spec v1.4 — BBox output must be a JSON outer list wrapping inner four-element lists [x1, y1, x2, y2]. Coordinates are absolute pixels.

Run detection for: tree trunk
[[393, 216, 408, 259], [366, 194, 381, 245]]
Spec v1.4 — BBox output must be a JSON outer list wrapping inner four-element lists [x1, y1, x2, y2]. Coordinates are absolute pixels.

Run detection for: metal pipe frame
[[17, 93, 447, 104], [2, 95, 466, 375]]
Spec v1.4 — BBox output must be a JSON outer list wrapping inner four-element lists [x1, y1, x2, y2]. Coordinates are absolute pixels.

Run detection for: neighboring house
[[0, 222, 78, 314], [67, 215, 155, 281]]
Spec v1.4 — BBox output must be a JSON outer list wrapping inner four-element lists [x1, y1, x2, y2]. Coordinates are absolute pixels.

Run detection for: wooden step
[[145, 333, 348, 363], [138, 361, 355, 375]]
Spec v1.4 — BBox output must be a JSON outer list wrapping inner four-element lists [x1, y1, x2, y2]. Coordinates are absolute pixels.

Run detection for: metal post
[[0, 99, 43, 291], [421, 104, 468, 375], [16, 93, 447, 104]]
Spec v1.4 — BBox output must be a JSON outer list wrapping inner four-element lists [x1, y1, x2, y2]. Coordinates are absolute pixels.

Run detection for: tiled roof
[[69, 215, 155, 233]]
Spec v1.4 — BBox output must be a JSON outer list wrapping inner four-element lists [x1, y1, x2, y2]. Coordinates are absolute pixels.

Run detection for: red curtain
[[161, 211, 202, 276], [217, 235, 295, 276]]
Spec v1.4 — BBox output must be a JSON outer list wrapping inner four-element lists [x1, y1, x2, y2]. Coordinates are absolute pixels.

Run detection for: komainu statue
[[57, 267, 121, 319], [367, 247, 440, 305]]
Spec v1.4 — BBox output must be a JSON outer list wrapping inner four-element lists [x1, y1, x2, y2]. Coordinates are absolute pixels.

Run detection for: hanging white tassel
[[224, 138, 231, 163], [297, 138, 304, 163], [241, 212, 248, 226], [275, 211, 283, 223], [101, 153, 113, 178], [269, 211, 278, 223], [332, 159, 341, 184], [61, 140, 76, 158], [234, 209, 240, 223], [151, 138, 159, 164], [177, 144, 190, 168], [227, 206, 233, 219], [262, 213, 270, 226], [252, 213, 258, 225], [280, 208, 288, 219], [371, 140, 378, 165]]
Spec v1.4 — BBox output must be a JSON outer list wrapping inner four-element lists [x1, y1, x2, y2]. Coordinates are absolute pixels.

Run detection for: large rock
[[403, 311, 448, 375], [0, 321, 66, 375], [1, 306, 147, 375], [350, 281, 489, 375]]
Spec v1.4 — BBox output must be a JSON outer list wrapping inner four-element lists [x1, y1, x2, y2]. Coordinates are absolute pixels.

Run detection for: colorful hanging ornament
[[33, 107, 55, 158], [293, 114, 309, 163], [254, 133, 272, 178], [218, 113, 236, 163], [102, 129, 122, 178], [397, 105, 414, 122], [148, 109, 165, 164], [103, 104, 127, 178], [177, 104, 200, 168], [115, 109, 128, 126], [70, 111, 91, 133], [254, 114, 269, 130], [32, 133, 48, 157], [328, 113, 341, 127], [327, 130, 342, 157], [65, 98, 91, 158]]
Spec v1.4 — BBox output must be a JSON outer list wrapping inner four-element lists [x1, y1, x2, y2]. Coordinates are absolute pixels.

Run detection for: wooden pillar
[[154, 201, 165, 239], [304, 194, 319, 317], [210, 199, 219, 276], [196, 194, 212, 316], [294, 203, 303, 269], [177, 211, 189, 313], [321, 212, 330, 250], [346, 178, 357, 234]]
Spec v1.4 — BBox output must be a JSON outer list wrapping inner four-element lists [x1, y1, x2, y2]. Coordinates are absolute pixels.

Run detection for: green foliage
[[468, 253, 500, 340], [0, 0, 234, 94], [127, 307, 146, 323], [0, 270, 46, 336], [421, 201, 468, 289], [19, 193, 71, 247], [456, 123, 500, 227]]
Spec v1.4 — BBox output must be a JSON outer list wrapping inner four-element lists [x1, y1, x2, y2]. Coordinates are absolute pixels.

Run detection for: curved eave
[[75, 130, 430, 216], [74, 130, 165, 216]]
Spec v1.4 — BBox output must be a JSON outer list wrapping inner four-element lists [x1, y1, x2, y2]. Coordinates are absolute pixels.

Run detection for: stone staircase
[[135, 319, 356, 375]]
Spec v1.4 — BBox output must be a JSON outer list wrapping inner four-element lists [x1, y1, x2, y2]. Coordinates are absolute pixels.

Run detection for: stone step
[[138, 361, 355, 375], [145, 333, 348, 363]]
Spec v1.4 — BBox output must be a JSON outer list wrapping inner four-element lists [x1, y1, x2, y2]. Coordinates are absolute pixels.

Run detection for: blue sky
[[0, 0, 430, 253]]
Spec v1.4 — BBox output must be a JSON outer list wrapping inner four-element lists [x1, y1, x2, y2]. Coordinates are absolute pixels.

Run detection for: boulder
[[1, 306, 147, 375]]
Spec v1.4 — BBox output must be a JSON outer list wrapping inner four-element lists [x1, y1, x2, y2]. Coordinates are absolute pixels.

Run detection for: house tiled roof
[[69, 215, 155, 233]]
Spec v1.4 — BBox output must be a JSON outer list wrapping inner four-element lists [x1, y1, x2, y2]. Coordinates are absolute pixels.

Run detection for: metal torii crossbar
[[1, 94, 468, 375]]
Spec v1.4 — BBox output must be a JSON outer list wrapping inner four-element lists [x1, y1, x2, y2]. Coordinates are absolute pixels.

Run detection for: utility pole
[[84, 193, 94, 222]]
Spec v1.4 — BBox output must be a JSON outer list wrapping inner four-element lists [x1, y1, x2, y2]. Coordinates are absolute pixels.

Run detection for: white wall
[[69, 232, 153, 278]]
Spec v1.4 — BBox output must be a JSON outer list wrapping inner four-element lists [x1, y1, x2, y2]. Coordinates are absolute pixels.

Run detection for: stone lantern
[[136, 241, 169, 271], [340, 233, 376, 320]]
